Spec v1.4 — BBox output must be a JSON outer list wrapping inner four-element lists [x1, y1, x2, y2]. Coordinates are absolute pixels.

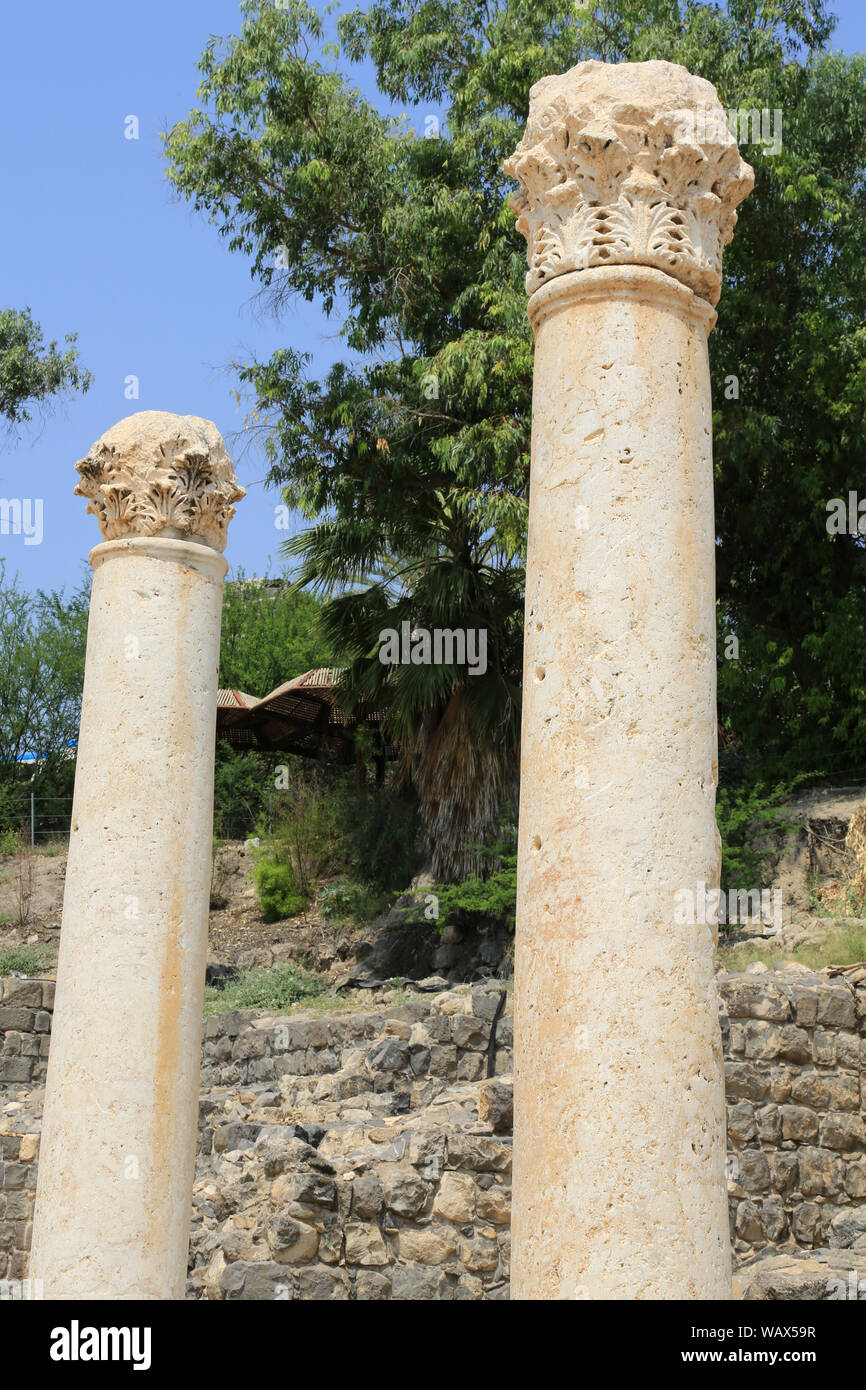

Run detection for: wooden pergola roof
[[216, 668, 393, 761]]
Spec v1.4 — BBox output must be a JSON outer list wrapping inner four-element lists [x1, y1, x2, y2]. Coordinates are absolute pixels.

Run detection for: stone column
[[30, 412, 244, 1299], [504, 62, 753, 1300]]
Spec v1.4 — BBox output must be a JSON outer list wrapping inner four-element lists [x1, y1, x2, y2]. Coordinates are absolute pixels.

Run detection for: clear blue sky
[[1, 1, 863, 594]]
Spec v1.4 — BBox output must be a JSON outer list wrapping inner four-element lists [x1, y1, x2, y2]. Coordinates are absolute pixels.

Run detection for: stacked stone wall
[[2, 970, 864, 1296]]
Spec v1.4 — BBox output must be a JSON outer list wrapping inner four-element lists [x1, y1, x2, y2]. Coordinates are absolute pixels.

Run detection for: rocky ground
[[5, 782, 866, 986], [0, 838, 511, 984]]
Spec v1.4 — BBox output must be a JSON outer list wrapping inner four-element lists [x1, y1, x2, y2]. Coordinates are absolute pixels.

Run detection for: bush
[[332, 783, 421, 893], [318, 880, 391, 924], [269, 762, 421, 896], [254, 857, 308, 922], [716, 776, 808, 891], [0, 945, 47, 975], [203, 961, 324, 1015], [434, 831, 517, 929], [213, 747, 276, 841], [273, 778, 341, 895]]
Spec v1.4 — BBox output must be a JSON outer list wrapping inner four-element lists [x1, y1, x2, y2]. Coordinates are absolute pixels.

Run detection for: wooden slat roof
[[216, 669, 393, 759]]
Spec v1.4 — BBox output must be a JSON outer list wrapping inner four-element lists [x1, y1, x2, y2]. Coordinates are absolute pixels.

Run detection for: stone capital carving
[[75, 411, 244, 552], [504, 60, 754, 306]]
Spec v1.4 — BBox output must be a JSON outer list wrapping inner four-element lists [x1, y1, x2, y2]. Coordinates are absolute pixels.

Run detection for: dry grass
[[719, 922, 866, 973]]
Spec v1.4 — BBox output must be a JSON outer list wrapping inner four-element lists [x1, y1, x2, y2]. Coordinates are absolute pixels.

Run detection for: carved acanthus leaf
[[504, 61, 754, 305], [74, 412, 244, 551]]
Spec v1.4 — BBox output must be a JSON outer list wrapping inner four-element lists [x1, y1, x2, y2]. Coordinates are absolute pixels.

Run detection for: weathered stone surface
[[391, 1263, 453, 1301], [221, 1260, 289, 1301], [381, 1168, 430, 1218], [295, 1265, 350, 1300], [351, 1175, 384, 1219], [725, 1062, 770, 1103], [434, 1173, 477, 1224], [737, 1248, 866, 1300], [267, 1215, 319, 1264], [344, 1223, 389, 1268], [477, 1080, 513, 1133], [504, 54, 753, 1302], [797, 1147, 845, 1198], [396, 1225, 456, 1266], [780, 1105, 820, 1144], [791, 1071, 859, 1113], [29, 413, 241, 1302], [74, 411, 244, 551], [504, 60, 753, 305], [5, 966, 866, 1299], [722, 979, 791, 1023], [820, 1113, 866, 1153]]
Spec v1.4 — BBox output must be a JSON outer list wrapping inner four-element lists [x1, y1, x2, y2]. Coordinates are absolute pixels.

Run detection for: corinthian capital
[[504, 60, 754, 306], [75, 411, 245, 551]]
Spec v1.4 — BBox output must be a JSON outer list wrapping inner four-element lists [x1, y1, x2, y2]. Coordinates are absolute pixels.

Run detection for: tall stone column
[[504, 62, 753, 1300], [30, 412, 244, 1299]]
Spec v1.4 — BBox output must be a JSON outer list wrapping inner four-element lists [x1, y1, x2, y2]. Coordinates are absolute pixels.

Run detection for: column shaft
[[512, 266, 729, 1299], [31, 537, 225, 1298]]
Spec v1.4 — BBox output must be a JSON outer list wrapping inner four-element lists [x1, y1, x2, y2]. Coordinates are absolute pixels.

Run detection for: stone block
[[791, 1071, 859, 1113]]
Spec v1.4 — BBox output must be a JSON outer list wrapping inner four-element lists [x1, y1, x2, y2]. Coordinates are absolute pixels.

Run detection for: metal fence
[[29, 795, 73, 846], [2, 795, 74, 848]]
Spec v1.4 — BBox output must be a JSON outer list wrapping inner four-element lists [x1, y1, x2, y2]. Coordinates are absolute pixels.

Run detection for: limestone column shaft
[[30, 412, 243, 1299], [504, 61, 753, 1300]]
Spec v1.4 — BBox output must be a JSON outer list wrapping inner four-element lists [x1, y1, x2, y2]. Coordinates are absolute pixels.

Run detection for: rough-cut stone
[[736, 1248, 866, 1300], [791, 1071, 859, 1113], [477, 1079, 513, 1133], [5, 967, 866, 1299], [344, 1222, 389, 1268], [434, 1173, 477, 1224]]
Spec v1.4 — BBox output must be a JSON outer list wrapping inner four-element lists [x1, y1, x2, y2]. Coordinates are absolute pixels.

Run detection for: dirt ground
[[0, 840, 365, 979], [4, 783, 866, 979]]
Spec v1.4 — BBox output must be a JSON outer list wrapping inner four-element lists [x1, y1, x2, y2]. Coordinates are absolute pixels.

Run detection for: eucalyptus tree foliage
[[0, 308, 91, 430], [166, 0, 866, 874]]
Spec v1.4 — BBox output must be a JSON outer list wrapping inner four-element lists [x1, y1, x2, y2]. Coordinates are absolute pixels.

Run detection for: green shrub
[[434, 832, 517, 928], [716, 776, 808, 891], [318, 880, 391, 924], [269, 762, 421, 896], [213, 747, 277, 841], [254, 857, 308, 922], [0, 945, 47, 975], [203, 961, 324, 1015], [0, 825, 21, 856], [332, 783, 421, 892]]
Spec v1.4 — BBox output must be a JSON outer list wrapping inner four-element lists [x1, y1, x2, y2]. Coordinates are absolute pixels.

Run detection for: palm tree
[[284, 488, 523, 882]]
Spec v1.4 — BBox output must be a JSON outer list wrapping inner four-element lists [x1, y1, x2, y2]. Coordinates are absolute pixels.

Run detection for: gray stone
[[392, 1263, 453, 1300], [381, 1167, 430, 1218], [792, 1071, 860, 1112], [296, 1265, 350, 1300]]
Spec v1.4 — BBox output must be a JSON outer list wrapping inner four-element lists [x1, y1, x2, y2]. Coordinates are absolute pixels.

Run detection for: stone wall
[[2, 968, 865, 1297], [720, 971, 866, 1255], [0, 976, 53, 1087], [192, 983, 513, 1300]]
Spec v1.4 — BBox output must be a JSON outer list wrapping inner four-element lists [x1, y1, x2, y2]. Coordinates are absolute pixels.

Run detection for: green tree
[[165, 0, 866, 870], [0, 564, 89, 831], [220, 572, 335, 696], [0, 307, 91, 429], [214, 574, 336, 837]]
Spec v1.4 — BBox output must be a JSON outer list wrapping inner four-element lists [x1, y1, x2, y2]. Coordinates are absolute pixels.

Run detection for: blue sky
[[1, 1, 864, 594]]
